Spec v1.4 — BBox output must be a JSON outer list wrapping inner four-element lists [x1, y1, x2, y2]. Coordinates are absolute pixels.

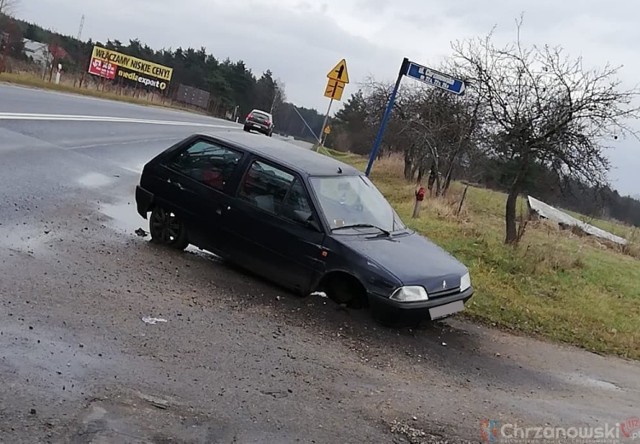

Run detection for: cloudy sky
[[15, 0, 639, 196]]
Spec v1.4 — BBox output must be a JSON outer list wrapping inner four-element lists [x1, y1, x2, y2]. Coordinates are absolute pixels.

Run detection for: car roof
[[198, 130, 362, 177]]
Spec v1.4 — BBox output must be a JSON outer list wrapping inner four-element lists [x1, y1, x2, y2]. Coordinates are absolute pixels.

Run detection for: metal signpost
[[364, 59, 466, 176], [317, 59, 349, 150]]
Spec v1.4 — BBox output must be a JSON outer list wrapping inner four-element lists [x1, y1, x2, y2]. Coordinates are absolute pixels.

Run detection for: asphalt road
[[1, 84, 639, 444]]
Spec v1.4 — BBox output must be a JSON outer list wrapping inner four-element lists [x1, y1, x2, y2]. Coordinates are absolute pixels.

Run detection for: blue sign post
[[365, 59, 466, 176], [364, 58, 409, 177]]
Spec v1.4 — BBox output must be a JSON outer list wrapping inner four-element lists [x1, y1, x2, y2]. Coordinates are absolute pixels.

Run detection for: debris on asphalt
[[142, 316, 167, 325], [135, 228, 148, 237], [310, 291, 328, 298], [139, 393, 170, 409], [260, 390, 289, 399], [441, 342, 447, 347]]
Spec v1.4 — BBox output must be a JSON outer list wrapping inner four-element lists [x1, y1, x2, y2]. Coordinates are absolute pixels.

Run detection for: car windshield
[[310, 175, 406, 233]]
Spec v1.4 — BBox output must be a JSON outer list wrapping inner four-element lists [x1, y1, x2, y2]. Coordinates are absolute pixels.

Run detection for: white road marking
[[67, 136, 180, 151], [0, 112, 238, 129]]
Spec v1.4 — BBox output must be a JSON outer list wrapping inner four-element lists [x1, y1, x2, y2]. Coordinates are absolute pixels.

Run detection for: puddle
[[0, 226, 51, 258], [100, 201, 145, 234], [121, 162, 146, 174], [67, 397, 226, 443], [77, 172, 115, 188]]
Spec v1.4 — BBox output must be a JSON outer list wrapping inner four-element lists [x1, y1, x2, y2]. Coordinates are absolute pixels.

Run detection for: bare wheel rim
[[151, 208, 181, 244]]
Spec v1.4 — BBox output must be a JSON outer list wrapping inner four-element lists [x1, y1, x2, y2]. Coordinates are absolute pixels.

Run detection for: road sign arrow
[[327, 59, 349, 83]]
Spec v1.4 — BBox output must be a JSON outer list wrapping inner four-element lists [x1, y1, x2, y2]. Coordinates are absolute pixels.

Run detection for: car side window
[[170, 140, 242, 191], [238, 161, 296, 215]]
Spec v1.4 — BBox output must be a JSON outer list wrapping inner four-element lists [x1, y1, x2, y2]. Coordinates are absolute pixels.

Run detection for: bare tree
[[453, 20, 640, 244], [358, 78, 415, 160], [399, 87, 484, 195], [0, 0, 19, 16], [357, 78, 483, 194]]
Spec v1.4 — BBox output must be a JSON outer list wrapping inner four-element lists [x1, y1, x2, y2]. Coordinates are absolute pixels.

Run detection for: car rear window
[[169, 140, 242, 191], [251, 111, 270, 120]]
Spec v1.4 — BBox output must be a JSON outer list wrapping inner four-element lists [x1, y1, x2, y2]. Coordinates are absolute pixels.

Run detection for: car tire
[[326, 275, 366, 309], [243, 126, 250, 132], [149, 207, 189, 250]]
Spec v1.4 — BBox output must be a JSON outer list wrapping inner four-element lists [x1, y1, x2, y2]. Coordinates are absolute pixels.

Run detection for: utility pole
[[317, 98, 334, 150]]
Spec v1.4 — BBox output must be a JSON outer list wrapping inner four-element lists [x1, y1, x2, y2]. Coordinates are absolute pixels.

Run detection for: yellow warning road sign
[[324, 125, 331, 135], [327, 59, 349, 83], [324, 78, 345, 101]]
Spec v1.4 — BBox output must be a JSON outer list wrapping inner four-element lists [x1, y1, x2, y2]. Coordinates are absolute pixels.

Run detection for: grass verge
[[0, 72, 202, 114], [342, 154, 640, 360]]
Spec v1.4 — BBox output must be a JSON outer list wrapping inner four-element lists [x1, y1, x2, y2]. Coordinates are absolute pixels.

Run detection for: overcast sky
[[15, 0, 640, 196]]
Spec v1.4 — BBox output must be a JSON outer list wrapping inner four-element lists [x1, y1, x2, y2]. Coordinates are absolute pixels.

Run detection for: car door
[[219, 159, 326, 293], [157, 137, 243, 252]]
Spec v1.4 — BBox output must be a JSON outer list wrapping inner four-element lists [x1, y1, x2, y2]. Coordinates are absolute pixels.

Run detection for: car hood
[[335, 231, 468, 294]]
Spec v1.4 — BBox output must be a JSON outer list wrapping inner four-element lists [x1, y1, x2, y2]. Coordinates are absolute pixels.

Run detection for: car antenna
[[337, 167, 343, 174]]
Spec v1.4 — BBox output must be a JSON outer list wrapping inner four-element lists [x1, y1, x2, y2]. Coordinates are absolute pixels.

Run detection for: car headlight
[[460, 272, 471, 292], [390, 286, 429, 302]]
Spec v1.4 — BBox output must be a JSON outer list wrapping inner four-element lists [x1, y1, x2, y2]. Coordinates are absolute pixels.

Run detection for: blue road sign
[[406, 62, 465, 95]]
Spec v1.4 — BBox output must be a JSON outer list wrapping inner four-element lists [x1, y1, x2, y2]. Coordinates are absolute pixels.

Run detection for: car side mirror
[[291, 210, 321, 232]]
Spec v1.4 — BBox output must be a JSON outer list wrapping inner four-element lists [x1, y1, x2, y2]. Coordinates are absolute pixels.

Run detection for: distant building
[[23, 39, 51, 65], [22, 39, 71, 66]]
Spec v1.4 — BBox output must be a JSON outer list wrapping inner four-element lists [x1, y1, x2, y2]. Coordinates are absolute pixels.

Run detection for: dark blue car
[[135, 131, 473, 323]]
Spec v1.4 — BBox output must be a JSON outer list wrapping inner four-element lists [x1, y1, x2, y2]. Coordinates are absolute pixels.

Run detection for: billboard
[[87, 46, 173, 91], [176, 84, 210, 109]]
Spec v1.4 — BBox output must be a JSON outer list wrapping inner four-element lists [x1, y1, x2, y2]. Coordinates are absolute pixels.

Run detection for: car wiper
[[332, 224, 391, 236]]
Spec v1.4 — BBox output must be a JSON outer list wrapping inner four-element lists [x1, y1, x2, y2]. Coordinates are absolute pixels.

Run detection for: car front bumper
[[368, 287, 474, 322]]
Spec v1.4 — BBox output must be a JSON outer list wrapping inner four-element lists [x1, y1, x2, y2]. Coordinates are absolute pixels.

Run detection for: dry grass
[[0, 72, 204, 115], [336, 154, 640, 359]]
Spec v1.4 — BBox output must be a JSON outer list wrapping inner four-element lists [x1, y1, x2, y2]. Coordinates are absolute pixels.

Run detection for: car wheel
[[243, 126, 250, 132], [149, 207, 189, 250], [325, 275, 366, 309]]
